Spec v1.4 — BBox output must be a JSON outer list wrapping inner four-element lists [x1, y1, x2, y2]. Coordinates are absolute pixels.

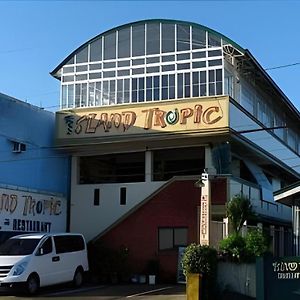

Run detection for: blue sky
[[1, 1, 300, 112]]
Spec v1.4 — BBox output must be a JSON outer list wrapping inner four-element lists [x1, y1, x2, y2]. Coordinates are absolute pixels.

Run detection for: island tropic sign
[[55, 97, 229, 145], [0, 187, 66, 233]]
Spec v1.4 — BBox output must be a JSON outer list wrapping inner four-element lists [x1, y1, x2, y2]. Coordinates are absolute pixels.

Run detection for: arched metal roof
[[50, 18, 245, 77]]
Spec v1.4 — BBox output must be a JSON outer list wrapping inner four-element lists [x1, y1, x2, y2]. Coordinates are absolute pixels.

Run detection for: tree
[[226, 194, 253, 233]]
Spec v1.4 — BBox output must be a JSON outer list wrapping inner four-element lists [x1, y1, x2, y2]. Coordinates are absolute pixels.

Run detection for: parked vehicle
[[0, 232, 89, 294]]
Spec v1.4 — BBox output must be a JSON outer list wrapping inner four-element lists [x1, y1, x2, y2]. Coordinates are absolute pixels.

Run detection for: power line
[[265, 62, 300, 71]]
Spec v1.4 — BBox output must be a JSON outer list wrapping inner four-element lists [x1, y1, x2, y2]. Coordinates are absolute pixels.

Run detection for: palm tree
[[226, 194, 254, 234]]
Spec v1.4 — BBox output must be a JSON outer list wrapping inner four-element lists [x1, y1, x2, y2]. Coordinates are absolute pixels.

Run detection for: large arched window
[[55, 20, 231, 109]]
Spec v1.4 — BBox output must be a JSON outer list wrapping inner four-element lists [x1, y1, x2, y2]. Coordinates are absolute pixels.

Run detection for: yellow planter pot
[[187, 273, 203, 300]]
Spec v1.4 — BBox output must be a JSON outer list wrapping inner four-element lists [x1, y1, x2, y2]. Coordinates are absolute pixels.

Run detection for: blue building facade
[[0, 93, 70, 237], [0, 93, 69, 194]]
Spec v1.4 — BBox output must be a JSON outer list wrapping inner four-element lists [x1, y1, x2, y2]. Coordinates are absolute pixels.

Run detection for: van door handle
[[52, 256, 60, 262]]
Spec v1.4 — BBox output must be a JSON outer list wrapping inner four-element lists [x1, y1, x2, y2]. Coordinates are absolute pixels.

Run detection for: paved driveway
[[0, 284, 186, 300]]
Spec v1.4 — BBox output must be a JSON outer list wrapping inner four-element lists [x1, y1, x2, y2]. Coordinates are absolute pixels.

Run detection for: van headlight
[[12, 261, 28, 276]]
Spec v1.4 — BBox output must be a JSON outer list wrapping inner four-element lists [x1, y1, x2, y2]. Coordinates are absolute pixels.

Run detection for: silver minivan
[[0, 233, 89, 294]]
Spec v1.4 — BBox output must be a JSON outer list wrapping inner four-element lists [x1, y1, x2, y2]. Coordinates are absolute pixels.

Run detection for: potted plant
[[181, 243, 217, 300]]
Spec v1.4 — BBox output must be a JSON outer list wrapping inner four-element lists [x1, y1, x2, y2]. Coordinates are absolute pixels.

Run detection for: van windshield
[[0, 238, 41, 255]]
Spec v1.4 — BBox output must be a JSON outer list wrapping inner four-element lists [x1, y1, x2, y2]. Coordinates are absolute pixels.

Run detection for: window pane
[[177, 24, 190, 51], [68, 84, 74, 107], [192, 27, 206, 49], [147, 23, 160, 55], [208, 32, 221, 48], [162, 23, 175, 53], [174, 228, 188, 246], [118, 28, 130, 58], [76, 47, 88, 63], [159, 228, 173, 250], [79, 152, 145, 184], [104, 32, 116, 60], [132, 24, 145, 57], [90, 38, 102, 62]]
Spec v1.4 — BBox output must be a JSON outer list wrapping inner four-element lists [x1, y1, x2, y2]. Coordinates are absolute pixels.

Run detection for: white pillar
[[145, 150, 152, 182]]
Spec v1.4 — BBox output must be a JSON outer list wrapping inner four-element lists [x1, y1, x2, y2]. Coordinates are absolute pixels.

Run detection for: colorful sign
[[56, 97, 229, 144], [0, 187, 66, 233]]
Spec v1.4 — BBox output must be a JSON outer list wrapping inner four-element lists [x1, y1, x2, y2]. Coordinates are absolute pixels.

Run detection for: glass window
[[104, 32, 116, 60], [40, 237, 52, 255], [147, 56, 160, 64], [184, 73, 190, 98], [192, 27, 206, 49], [147, 23, 160, 55], [118, 28, 130, 58], [63, 66, 74, 74], [109, 80, 115, 104], [132, 24, 145, 57], [76, 47, 88, 63], [62, 86, 67, 109], [177, 73, 183, 99], [208, 32, 221, 48], [153, 147, 204, 181], [89, 63, 102, 70], [154, 76, 160, 100], [124, 79, 130, 103], [76, 65, 88, 72], [68, 84, 74, 107], [162, 55, 175, 62], [95, 82, 102, 106], [158, 228, 188, 250], [79, 152, 145, 184], [177, 24, 190, 51], [162, 23, 175, 53], [118, 60, 130, 67], [90, 38, 102, 62], [158, 228, 173, 250], [162, 65, 175, 72], [177, 53, 190, 61], [138, 77, 144, 102], [0, 238, 40, 255], [89, 73, 102, 80]]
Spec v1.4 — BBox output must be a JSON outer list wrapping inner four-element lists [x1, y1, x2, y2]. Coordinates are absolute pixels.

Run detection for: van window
[[54, 235, 85, 254], [40, 237, 52, 255], [0, 238, 40, 255]]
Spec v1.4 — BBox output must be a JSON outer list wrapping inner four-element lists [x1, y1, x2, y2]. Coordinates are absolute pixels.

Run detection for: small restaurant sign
[[0, 187, 66, 233], [56, 97, 229, 145]]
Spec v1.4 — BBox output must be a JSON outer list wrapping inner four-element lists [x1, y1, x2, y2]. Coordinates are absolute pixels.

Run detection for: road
[[0, 284, 186, 300]]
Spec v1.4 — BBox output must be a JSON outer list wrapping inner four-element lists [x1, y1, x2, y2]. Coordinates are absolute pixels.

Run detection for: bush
[[245, 228, 270, 259], [219, 234, 246, 262], [182, 243, 218, 300]]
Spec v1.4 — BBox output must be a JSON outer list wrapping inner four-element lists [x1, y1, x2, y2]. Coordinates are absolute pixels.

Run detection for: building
[[0, 93, 69, 240], [51, 19, 300, 281]]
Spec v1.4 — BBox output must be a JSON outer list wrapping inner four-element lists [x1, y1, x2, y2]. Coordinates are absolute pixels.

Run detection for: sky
[[1, 0, 300, 112]]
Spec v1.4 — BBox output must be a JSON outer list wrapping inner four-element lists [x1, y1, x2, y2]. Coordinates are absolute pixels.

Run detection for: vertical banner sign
[[200, 173, 210, 245]]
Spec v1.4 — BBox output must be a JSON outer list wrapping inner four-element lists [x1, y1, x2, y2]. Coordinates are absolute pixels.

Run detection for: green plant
[[181, 243, 217, 277], [181, 243, 218, 300], [226, 194, 254, 233], [245, 228, 270, 259], [219, 233, 246, 262]]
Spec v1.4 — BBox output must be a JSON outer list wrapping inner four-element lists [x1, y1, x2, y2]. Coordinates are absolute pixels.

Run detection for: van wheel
[[26, 274, 40, 295], [73, 268, 83, 288]]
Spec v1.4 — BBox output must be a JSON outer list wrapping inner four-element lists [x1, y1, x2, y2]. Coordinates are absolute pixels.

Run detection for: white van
[[0, 232, 89, 294]]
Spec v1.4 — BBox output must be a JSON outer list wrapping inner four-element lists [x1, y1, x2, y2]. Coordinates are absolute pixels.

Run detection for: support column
[[292, 202, 300, 256], [145, 150, 152, 183], [204, 146, 216, 175]]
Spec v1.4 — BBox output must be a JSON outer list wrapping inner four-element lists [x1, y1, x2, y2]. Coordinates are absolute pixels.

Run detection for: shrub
[[219, 234, 246, 262], [182, 243, 218, 300], [245, 228, 270, 259]]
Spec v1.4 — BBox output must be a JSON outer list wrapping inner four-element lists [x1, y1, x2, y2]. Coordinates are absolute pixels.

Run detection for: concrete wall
[[217, 262, 256, 298]]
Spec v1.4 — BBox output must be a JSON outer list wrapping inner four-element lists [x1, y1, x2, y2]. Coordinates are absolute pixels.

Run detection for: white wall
[[70, 169, 165, 241]]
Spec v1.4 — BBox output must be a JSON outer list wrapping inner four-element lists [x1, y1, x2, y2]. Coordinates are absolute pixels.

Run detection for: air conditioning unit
[[12, 142, 26, 153]]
